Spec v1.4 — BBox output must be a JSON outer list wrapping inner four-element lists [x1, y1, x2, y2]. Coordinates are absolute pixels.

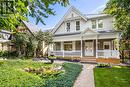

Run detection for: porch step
[[80, 58, 97, 64]]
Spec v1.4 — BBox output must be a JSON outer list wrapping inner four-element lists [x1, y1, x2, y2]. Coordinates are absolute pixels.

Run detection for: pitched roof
[[22, 21, 40, 33], [85, 14, 111, 19], [0, 30, 11, 34], [52, 6, 88, 34]]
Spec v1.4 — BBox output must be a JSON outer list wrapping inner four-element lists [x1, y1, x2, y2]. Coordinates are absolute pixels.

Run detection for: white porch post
[[81, 36, 83, 58], [117, 33, 120, 58], [61, 42, 64, 57], [96, 35, 98, 58]]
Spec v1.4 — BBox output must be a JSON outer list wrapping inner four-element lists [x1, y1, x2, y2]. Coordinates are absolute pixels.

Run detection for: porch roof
[[53, 29, 120, 42]]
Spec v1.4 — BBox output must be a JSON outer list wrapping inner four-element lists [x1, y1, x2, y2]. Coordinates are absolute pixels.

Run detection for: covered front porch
[[51, 28, 120, 58], [52, 39, 119, 58]]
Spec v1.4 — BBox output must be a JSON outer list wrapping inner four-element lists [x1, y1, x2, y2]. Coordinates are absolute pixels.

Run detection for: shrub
[[97, 63, 111, 68], [0, 61, 5, 65], [0, 51, 17, 57], [43, 63, 82, 87]]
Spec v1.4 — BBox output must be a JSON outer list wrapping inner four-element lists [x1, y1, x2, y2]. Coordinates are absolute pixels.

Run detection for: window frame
[[64, 41, 72, 51], [92, 20, 96, 29], [98, 19, 103, 29], [76, 21, 80, 31], [54, 42, 61, 51], [66, 22, 70, 32]]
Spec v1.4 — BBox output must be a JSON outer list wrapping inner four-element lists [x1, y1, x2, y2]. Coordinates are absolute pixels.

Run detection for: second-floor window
[[92, 19, 103, 29], [76, 21, 80, 31], [92, 20, 96, 29], [98, 19, 103, 29], [66, 22, 70, 32]]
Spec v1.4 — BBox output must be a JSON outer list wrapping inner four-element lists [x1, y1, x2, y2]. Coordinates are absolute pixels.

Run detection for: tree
[[104, 0, 130, 31], [12, 32, 36, 57], [104, 0, 130, 62], [0, 0, 69, 30], [35, 30, 53, 58]]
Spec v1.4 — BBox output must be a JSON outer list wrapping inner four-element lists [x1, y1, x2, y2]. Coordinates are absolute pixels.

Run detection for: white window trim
[[92, 20, 96, 29], [91, 19, 104, 30], [76, 20, 80, 31], [66, 22, 70, 32], [97, 19, 103, 29]]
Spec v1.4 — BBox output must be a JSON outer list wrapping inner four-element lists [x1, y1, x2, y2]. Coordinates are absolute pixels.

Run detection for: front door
[[84, 42, 94, 56]]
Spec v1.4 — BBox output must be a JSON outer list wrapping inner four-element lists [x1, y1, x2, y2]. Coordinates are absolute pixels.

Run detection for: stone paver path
[[73, 64, 95, 87]]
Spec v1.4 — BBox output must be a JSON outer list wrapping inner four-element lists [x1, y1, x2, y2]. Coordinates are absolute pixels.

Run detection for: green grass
[[0, 60, 53, 87], [94, 66, 130, 87], [0, 60, 82, 87]]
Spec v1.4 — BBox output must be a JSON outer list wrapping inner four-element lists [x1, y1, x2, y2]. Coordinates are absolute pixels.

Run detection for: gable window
[[98, 19, 103, 29], [76, 21, 80, 31], [92, 20, 96, 29], [66, 22, 70, 32]]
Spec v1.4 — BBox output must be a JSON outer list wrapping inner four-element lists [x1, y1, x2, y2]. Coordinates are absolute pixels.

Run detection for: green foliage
[[48, 56, 57, 59], [97, 63, 111, 67], [0, 60, 82, 87], [0, 61, 5, 66], [43, 63, 82, 87], [36, 30, 53, 45], [104, 0, 130, 30], [0, 60, 53, 87], [94, 67, 130, 87], [12, 32, 36, 57], [104, 0, 130, 61], [0, 0, 69, 30], [35, 30, 53, 57]]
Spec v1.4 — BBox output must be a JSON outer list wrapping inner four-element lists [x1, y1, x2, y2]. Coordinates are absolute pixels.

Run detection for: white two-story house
[[50, 6, 121, 58]]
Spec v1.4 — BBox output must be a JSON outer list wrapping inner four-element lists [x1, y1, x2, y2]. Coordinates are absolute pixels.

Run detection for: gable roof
[[52, 6, 88, 34]]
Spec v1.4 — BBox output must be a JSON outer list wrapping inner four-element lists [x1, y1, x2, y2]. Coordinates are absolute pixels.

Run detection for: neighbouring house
[[0, 30, 12, 51], [50, 6, 121, 59], [0, 21, 40, 52]]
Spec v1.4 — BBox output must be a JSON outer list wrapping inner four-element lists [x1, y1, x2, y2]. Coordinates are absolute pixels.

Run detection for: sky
[[28, 0, 109, 30]]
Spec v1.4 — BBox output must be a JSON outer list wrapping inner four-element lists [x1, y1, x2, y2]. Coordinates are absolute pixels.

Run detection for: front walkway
[[73, 64, 95, 87]]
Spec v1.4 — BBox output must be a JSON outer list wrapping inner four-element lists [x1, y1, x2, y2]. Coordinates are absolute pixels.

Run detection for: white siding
[[66, 11, 79, 18], [54, 10, 114, 34]]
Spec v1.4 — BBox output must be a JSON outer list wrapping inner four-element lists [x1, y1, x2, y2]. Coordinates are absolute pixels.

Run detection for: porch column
[[61, 42, 64, 57], [96, 35, 98, 58], [81, 36, 83, 58], [117, 33, 120, 58], [72, 41, 76, 51]]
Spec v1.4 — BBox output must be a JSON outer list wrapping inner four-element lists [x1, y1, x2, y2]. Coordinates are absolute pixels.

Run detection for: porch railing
[[97, 50, 119, 58], [52, 50, 81, 57]]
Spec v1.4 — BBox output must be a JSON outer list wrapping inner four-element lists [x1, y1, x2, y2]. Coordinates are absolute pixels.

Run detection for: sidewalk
[[73, 64, 95, 87]]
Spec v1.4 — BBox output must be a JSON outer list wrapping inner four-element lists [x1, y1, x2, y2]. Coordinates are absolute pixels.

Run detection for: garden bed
[[0, 60, 82, 87]]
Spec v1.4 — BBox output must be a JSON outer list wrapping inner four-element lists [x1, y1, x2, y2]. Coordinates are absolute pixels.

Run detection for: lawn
[[0, 60, 82, 87], [94, 66, 130, 87]]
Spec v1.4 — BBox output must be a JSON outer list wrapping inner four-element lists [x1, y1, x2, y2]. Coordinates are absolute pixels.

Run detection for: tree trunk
[[121, 50, 125, 63], [18, 46, 21, 57]]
